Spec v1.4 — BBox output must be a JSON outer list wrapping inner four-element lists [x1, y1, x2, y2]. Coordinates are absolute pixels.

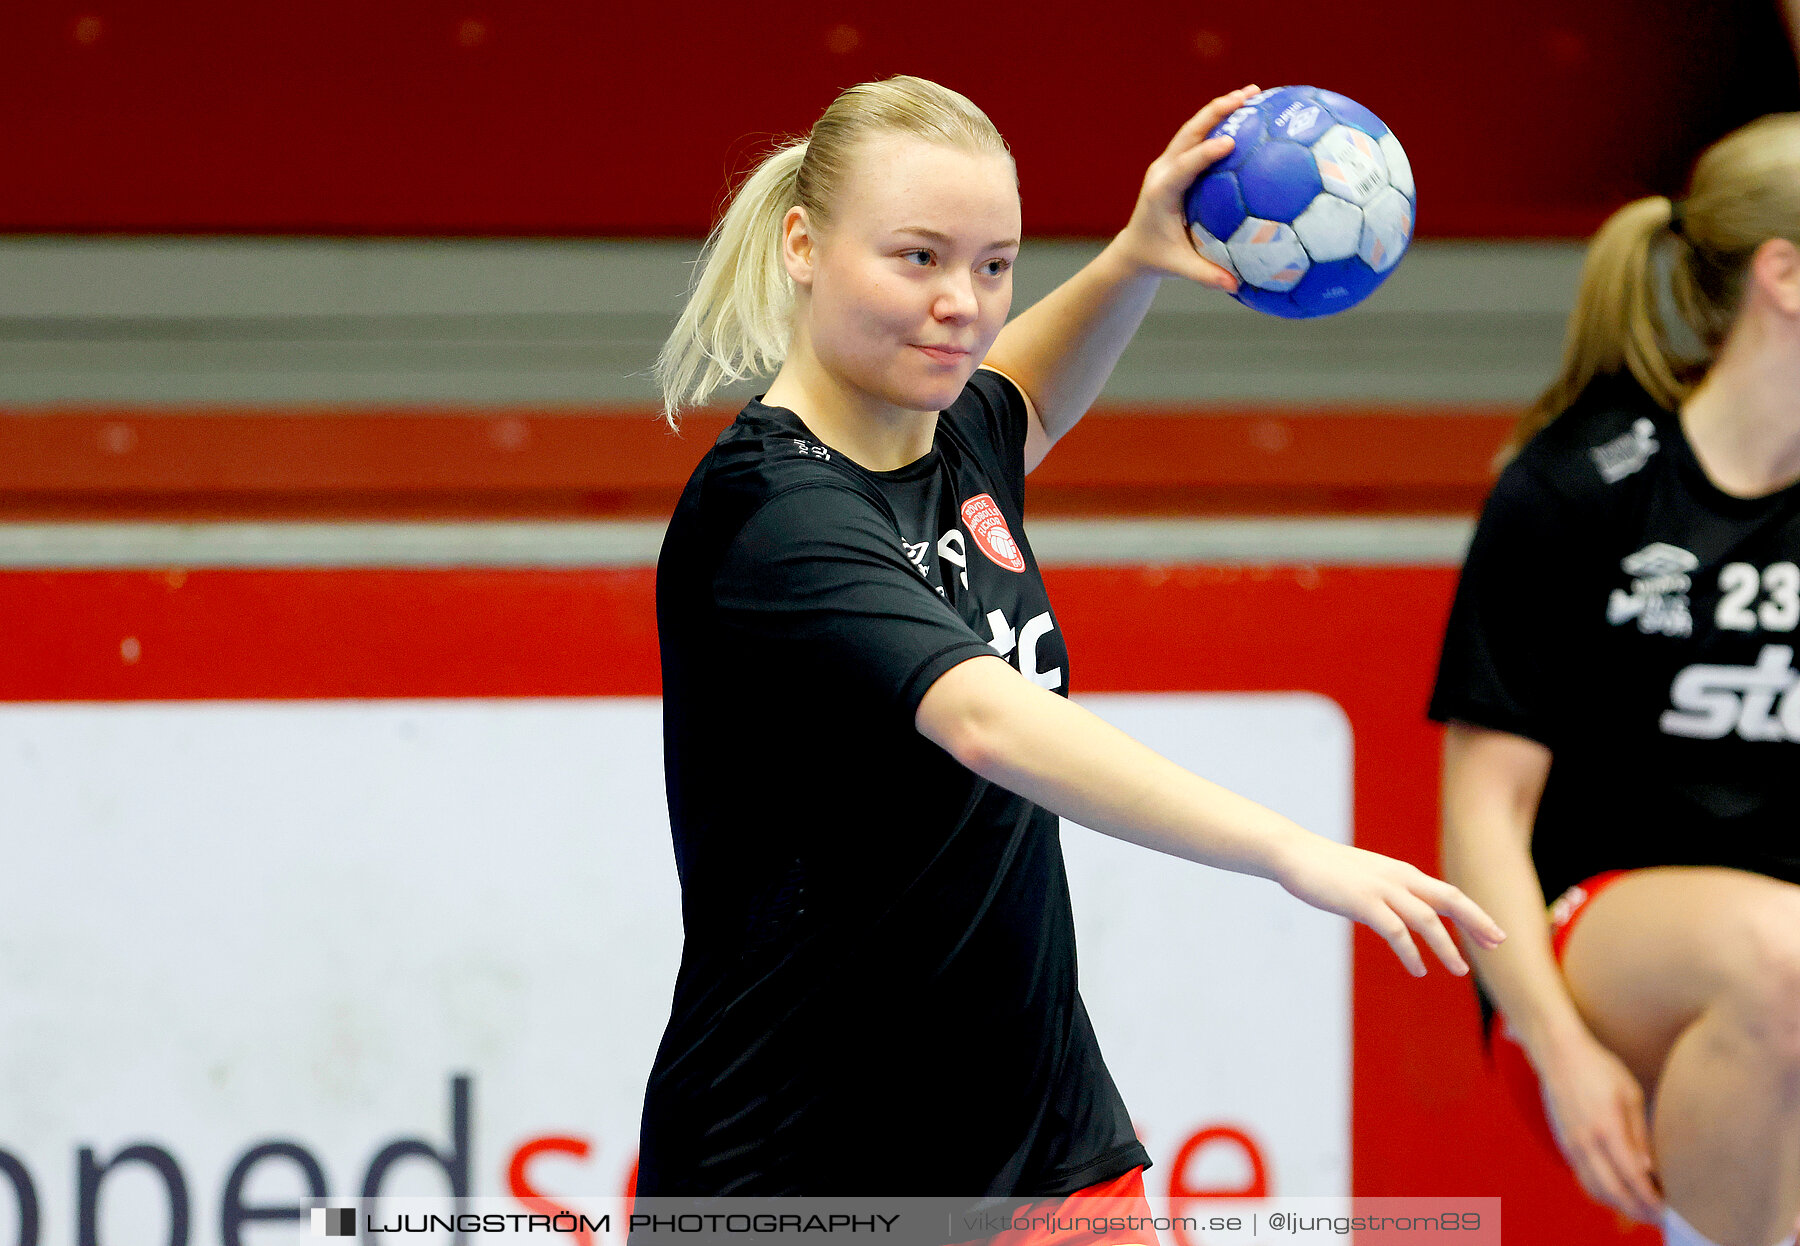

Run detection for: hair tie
[[1667, 198, 1687, 238]]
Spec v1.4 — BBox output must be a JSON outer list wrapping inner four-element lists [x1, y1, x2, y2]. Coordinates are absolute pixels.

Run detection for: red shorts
[[959, 1168, 1159, 1246], [1485, 869, 1632, 1150]]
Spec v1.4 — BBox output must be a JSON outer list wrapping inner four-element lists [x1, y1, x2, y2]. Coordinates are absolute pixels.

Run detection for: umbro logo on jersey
[[960, 494, 1025, 573], [1621, 543, 1696, 578], [1590, 417, 1659, 483], [1608, 542, 1696, 637], [901, 538, 930, 576], [1661, 644, 1800, 741]]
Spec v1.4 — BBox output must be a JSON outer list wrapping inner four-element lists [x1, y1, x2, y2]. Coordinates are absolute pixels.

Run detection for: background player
[[640, 74, 1503, 1213], [1433, 115, 1800, 1246]]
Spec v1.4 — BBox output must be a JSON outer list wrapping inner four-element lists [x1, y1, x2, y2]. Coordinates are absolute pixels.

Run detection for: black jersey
[[641, 369, 1148, 1198], [1431, 374, 1800, 904]]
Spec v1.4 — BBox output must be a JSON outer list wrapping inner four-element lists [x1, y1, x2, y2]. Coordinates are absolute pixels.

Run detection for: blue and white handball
[[1184, 86, 1415, 318]]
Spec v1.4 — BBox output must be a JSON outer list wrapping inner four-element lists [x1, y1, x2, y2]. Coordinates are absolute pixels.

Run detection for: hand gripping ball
[[1184, 86, 1415, 318]]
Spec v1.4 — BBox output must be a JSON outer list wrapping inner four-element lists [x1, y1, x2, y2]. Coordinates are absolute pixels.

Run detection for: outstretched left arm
[[916, 653, 1506, 978], [983, 83, 1258, 473]]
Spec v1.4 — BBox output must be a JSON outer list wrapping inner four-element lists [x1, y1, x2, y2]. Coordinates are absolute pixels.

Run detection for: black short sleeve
[[942, 367, 1032, 510], [1429, 461, 1583, 746], [714, 482, 999, 718]]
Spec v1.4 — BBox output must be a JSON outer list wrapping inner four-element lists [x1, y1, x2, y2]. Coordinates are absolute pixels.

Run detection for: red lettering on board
[[507, 1134, 595, 1246], [1165, 1125, 1270, 1246]]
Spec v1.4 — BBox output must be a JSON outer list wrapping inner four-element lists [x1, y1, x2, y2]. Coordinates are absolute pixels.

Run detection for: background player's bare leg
[[1653, 993, 1800, 1246], [1561, 867, 1800, 1246]]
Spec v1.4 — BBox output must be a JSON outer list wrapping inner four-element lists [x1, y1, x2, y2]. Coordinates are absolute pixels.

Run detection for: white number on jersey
[[1762, 563, 1800, 631], [1716, 562, 1800, 633]]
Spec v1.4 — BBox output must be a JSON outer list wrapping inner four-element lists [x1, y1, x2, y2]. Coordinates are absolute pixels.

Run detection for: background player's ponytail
[[1507, 112, 1800, 458], [655, 76, 1012, 427]]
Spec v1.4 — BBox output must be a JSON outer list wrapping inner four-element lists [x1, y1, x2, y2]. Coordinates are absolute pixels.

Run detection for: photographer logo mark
[[312, 1207, 355, 1237]]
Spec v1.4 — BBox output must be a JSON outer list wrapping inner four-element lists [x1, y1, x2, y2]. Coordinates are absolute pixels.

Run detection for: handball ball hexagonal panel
[[1188, 170, 1247, 244], [1267, 96, 1332, 145], [1183, 85, 1415, 318], [1227, 218, 1309, 291], [1210, 105, 1267, 175], [1293, 194, 1363, 263], [1312, 125, 1388, 206], [1378, 134, 1414, 201], [1358, 186, 1414, 273], [1188, 223, 1240, 279], [1238, 140, 1322, 224], [1291, 257, 1384, 317], [1313, 89, 1390, 140], [1235, 284, 1306, 318]]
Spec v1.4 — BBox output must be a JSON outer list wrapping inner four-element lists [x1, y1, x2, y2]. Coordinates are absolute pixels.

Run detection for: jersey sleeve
[[942, 367, 1031, 509], [713, 482, 1000, 719], [1429, 460, 1584, 747]]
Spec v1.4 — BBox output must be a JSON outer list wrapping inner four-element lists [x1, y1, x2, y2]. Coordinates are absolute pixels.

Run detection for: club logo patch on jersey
[[1589, 417, 1659, 484], [1609, 542, 1696, 637], [959, 494, 1026, 573]]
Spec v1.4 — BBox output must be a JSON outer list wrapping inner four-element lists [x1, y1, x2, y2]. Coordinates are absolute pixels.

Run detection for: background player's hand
[[1272, 837, 1505, 976], [1111, 84, 1260, 291], [1533, 1028, 1663, 1224]]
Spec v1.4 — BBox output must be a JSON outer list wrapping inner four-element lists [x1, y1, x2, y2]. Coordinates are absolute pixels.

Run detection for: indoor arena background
[[3, 3, 1797, 1243]]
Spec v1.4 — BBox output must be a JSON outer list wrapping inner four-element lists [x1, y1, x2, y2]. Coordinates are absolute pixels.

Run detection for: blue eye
[[902, 249, 933, 266], [981, 258, 1012, 277]]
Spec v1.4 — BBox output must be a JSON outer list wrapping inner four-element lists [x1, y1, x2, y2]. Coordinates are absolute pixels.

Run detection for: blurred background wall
[[0, 0, 1793, 526], [3, 3, 1796, 1243]]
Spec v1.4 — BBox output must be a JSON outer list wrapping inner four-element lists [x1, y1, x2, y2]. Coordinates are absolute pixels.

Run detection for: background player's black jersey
[[642, 369, 1148, 1198], [1431, 374, 1800, 904]]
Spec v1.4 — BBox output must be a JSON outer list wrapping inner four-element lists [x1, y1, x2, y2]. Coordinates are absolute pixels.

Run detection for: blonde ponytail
[[656, 76, 1012, 427], [1507, 112, 1800, 457], [654, 141, 806, 427], [1507, 196, 1690, 455]]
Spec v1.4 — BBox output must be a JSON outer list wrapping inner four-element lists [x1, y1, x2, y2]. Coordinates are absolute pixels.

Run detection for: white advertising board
[[0, 694, 1349, 1243]]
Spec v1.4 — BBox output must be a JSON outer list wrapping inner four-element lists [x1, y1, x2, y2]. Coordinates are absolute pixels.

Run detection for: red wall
[[0, 405, 1515, 520], [0, 564, 1659, 1239], [0, 0, 1791, 236]]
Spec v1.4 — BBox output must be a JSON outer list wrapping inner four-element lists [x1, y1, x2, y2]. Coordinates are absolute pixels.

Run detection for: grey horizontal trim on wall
[[0, 518, 1475, 570], [0, 239, 1576, 407]]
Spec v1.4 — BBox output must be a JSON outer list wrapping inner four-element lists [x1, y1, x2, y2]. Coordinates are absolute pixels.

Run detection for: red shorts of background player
[[1485, 869, 1633, 1151], [958, 1167, 1160, 1246]]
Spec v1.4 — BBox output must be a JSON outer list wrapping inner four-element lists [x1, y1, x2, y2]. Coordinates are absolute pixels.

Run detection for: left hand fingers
[[1407, 873, 1507, 950], [1368, 907, 1427, 978], [1163, 83, 1260, 158], [1384, 889, 1469, 977]]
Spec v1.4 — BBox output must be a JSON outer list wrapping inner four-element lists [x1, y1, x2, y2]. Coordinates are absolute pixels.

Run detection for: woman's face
[[791, 134, 1021, 416]]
